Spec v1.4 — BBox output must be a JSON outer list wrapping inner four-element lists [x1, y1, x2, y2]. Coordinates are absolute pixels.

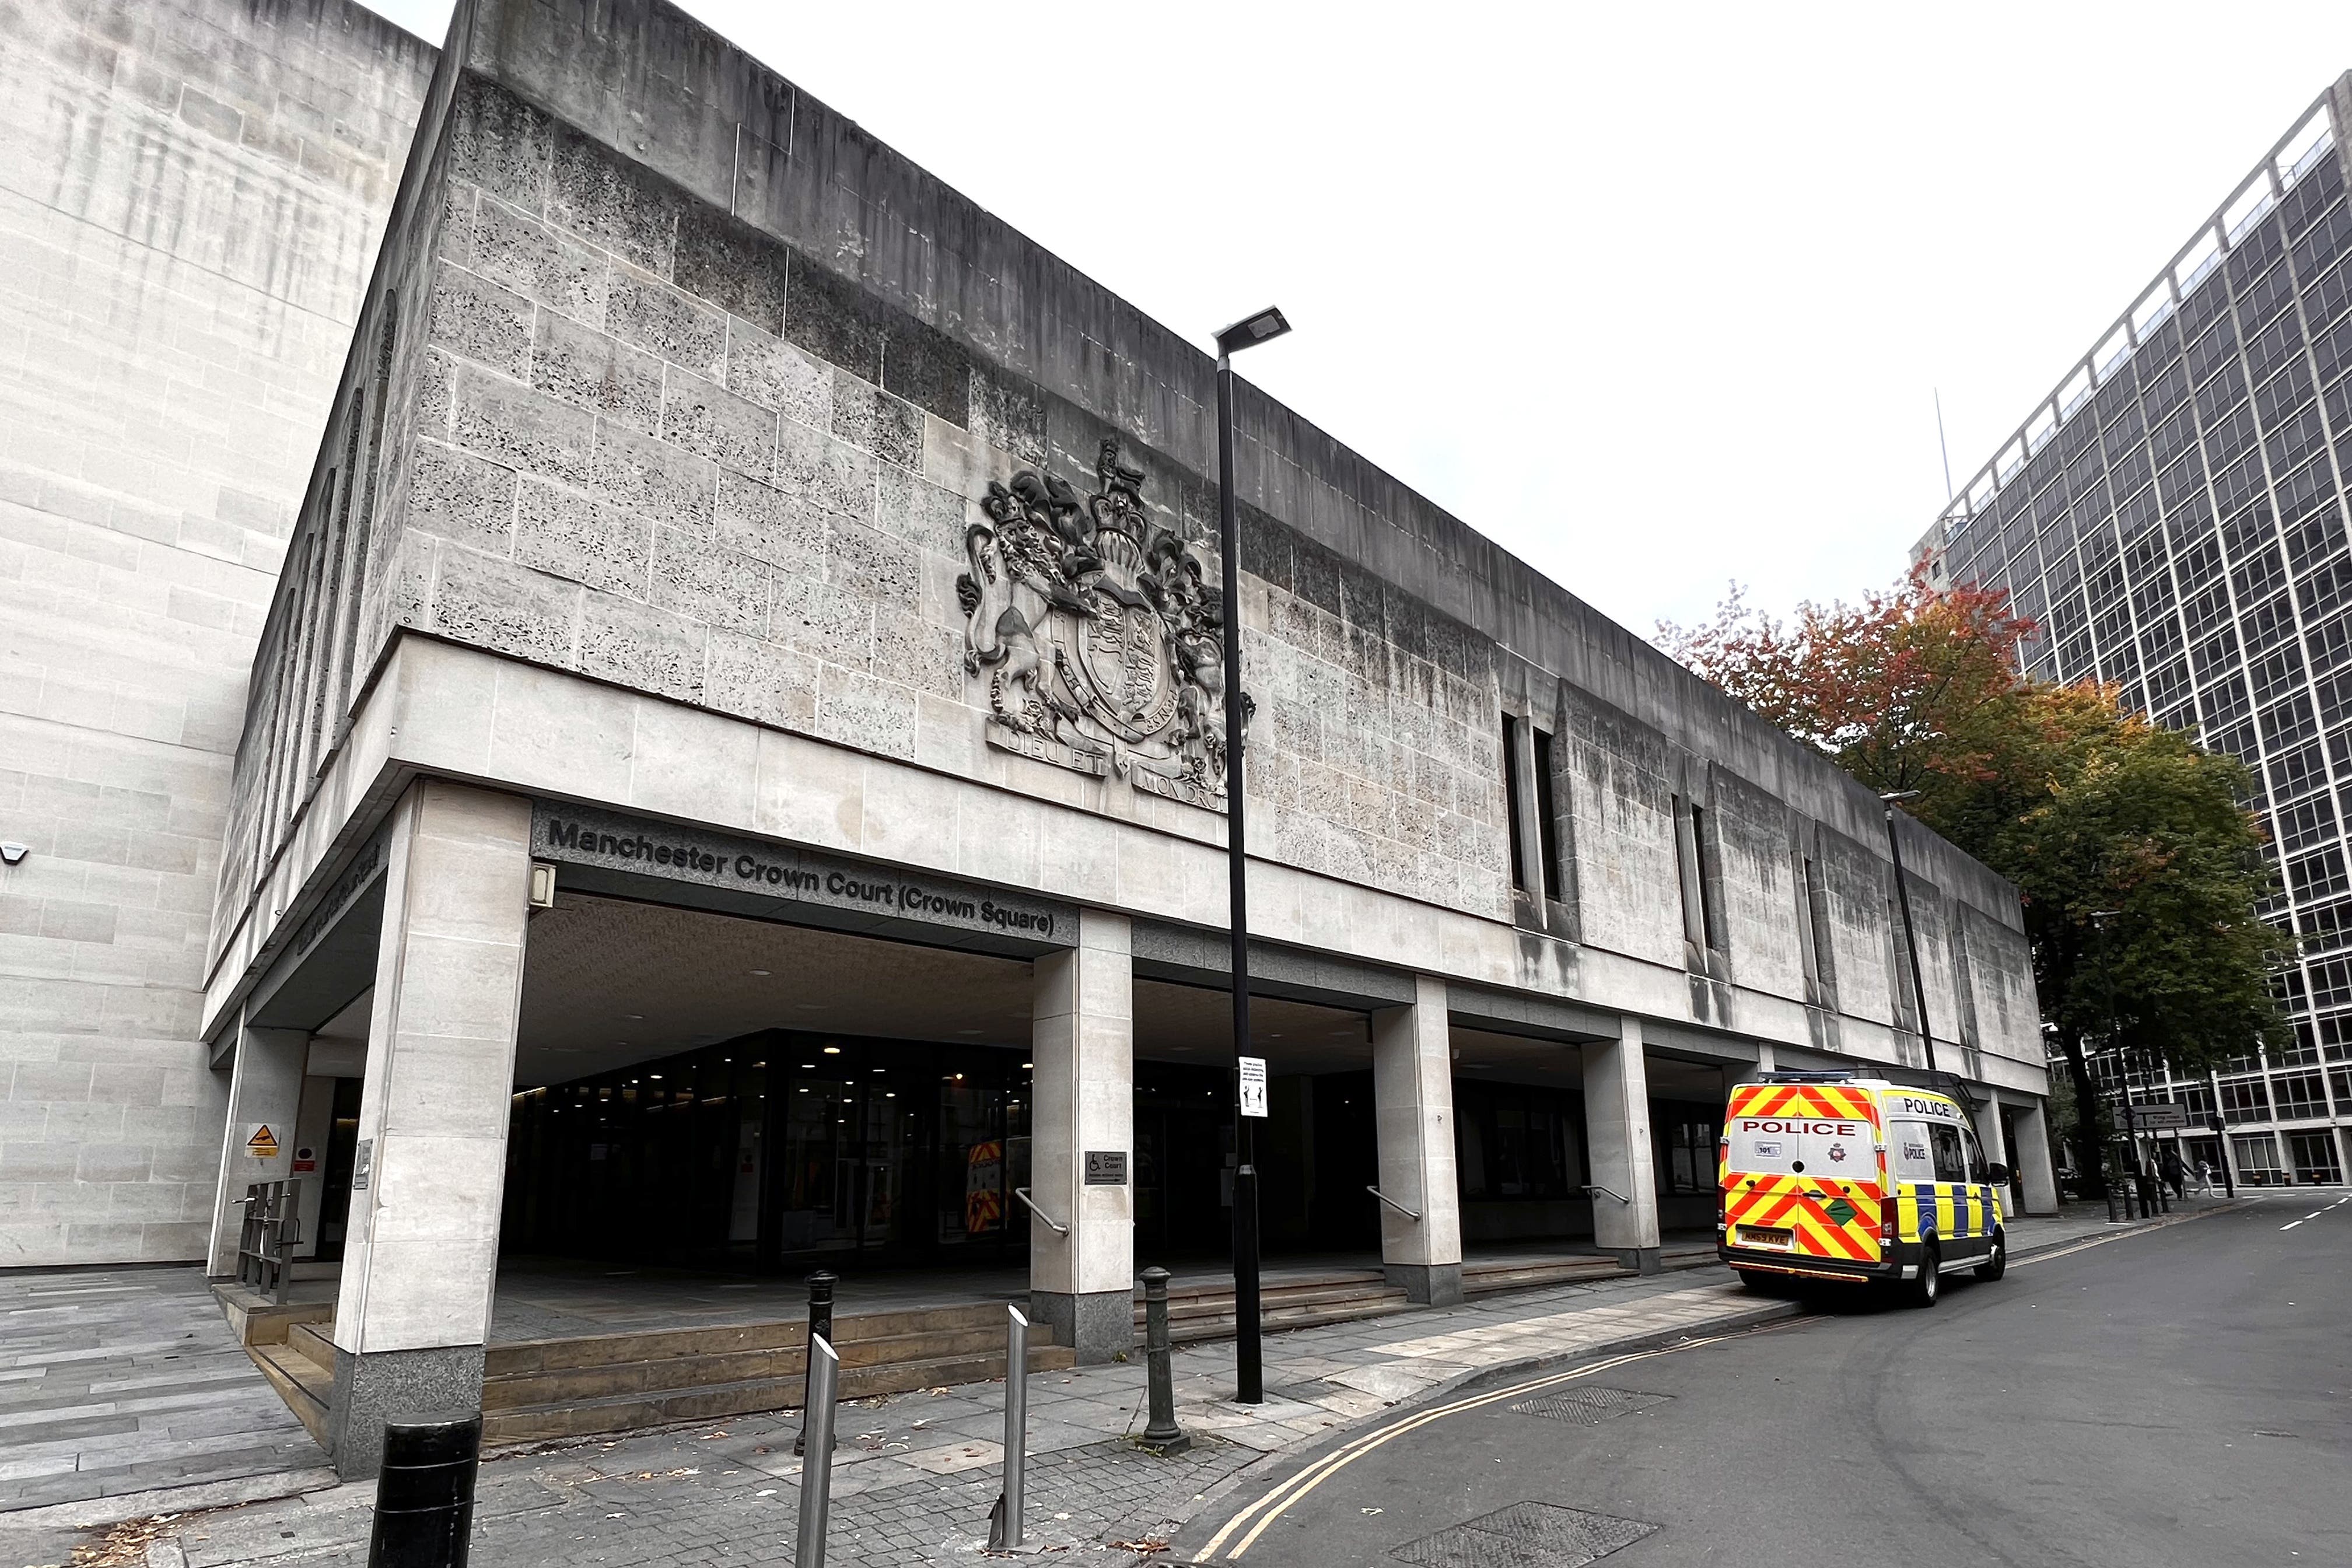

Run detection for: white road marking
[[2308, 1212, 2327, 1220], [2281, 1220, 2304, 1230]]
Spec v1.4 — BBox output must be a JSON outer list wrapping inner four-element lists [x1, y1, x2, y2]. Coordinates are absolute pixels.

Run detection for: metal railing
[[1365, 1185, 1420, 1222], [1584, 1183, 1632, 1206], [236, 1179, 302, 1303], [1011, 1187, 1068, 1236]]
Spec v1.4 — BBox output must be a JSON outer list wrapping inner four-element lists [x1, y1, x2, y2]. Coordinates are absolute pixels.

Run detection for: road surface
[[1188, 1195, 2350, 1567]]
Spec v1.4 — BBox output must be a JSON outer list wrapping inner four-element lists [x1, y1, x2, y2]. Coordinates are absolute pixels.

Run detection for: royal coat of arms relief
[[957, 439, 1247, 808]]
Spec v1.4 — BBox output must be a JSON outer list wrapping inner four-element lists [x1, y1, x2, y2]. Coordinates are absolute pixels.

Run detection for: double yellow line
[[1194, 1316, 1817, 1561]]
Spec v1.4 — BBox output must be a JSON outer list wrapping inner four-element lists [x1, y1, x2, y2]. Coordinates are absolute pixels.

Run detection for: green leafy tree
[[1661, 573, 2283, 1186]]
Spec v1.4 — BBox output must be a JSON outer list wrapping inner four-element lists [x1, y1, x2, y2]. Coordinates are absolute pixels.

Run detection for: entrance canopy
[[512, 894, 1376, 1087]]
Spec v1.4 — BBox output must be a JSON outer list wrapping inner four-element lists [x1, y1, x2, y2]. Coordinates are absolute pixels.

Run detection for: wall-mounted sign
[[532, 804, 1074, 947], [1238, 1056, 1268, 1119], [1084, 1150, 1129, 1185], [292, 1146, 317, 1174], [350, 1138, 373, 1192], [243, 1124, 280, 1160]]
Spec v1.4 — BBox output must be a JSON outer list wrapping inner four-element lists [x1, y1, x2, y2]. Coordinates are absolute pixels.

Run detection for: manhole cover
[[1392, 1501, 1660, 1567], [1507, 1386, 1672, 1426]]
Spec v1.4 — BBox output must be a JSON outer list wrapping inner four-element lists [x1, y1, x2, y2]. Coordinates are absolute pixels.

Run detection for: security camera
[[0, 844, 25, 866]]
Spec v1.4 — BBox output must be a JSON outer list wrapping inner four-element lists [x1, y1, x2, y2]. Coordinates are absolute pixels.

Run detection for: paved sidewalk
[[0, 1269, 326, 1513], [0, 1194, 2254, 1566]]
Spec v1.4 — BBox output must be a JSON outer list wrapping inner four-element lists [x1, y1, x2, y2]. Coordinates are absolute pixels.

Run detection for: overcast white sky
[[361, 1, 2352, 640]]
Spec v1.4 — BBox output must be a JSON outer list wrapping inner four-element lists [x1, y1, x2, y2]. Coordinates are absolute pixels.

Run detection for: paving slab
[[0, 1268, 323, 1514]]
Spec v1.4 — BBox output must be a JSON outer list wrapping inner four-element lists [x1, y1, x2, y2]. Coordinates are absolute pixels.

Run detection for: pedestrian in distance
[[2161, 1147, 2188, 1200], [2194, 1158, 2218, 1195]]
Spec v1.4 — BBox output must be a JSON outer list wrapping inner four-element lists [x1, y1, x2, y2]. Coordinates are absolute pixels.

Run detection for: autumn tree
[[1660, 572, 2282, 1186]]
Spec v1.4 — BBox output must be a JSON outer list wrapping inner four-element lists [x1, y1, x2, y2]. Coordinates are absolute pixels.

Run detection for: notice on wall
[[1238, 1056, 1268, 1119], [1084, 1150, 1129, 1185], [243, 1124, 280, 1160], [350, 1138, 373, 1192]]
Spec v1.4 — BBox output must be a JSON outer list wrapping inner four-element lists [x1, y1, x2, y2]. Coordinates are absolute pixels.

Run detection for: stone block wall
[[324, 71, 1514, 927], [201, 0, 2043, 1128], [0, 0, 433, 1264]]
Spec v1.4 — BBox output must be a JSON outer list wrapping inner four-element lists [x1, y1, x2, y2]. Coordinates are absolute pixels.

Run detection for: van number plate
[[1741, 1226, 1793, 1249]]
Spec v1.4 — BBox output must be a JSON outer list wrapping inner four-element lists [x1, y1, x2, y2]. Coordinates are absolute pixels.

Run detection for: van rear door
[[1722, 1084, 1884, 1265]]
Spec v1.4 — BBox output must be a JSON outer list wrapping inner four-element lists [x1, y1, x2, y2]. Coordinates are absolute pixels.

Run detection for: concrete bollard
[[988, 1306, 1029, 1550], [794, 1269, 837, 1457], [366, 1414, 480, 1568], [794, 1335, 839, 1568], [1138, 1267, 1189, 1455]]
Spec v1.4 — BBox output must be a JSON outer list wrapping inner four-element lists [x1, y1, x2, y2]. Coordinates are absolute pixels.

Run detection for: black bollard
[[794, 1269, 838, 1457], [1137, 1267, 1189, 1455], [367, 1413, 480, 1568]]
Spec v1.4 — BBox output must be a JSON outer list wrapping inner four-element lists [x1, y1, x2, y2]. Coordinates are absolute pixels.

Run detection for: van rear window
[[1725, 1113, 1875, 1178]]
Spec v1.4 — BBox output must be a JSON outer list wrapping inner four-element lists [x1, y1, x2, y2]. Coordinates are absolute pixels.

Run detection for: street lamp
[[1214, 305, 1289, 1407], [1878, 790, 1941, 1078]]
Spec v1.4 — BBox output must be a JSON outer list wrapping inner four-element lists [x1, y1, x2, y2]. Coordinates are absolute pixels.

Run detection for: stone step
[[484, 1299, 1029, 1377], [249, 1341, 332, 1448], [1163, 1296, 1419, 1344], [1460, 1259, 1625, 1294], [286, 1319, 337, 1374], [212, 1280, 334, 1347], [1144, 1280, 1407, 1325], [1147, 1270, 1387, 1303], [481, 1343, 1077, 1448], [481, 1319, 1060, 1412]]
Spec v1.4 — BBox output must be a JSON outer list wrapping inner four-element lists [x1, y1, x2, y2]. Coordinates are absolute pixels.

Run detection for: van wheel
[[1975, 1229, 2006, 1282], [1908, 1244, 1941, 1308]]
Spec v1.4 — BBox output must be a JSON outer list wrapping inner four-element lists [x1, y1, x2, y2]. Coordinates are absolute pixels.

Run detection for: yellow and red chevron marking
[[1724, 1173, 1883, 1262], [1726, 1083, 1880, 1125]]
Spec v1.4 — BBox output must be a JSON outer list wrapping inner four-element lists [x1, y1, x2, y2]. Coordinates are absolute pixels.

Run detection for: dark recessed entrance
[[501, 1030, 1034, 1272]]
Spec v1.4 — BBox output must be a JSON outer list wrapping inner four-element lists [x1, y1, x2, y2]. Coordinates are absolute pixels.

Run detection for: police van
[[1716, 1072, 2010, 1306]]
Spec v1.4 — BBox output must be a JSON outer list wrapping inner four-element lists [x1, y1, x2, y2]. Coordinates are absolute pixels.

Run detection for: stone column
[[1583, 1019, 1662, 1272], [325, 781, 533, 1480], [1753, 1042, 1776, 1074], [205, 1026, 310, 1277], [2008, 1096, 2060, 1216], [1028, 910, 1133, 1363], [1370, 975, 1463, 1305]]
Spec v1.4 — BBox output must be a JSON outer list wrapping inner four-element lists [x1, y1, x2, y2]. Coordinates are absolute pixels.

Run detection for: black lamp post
[[1214, 304, 1289, 1407], [1879, 790, 1941, 1077]]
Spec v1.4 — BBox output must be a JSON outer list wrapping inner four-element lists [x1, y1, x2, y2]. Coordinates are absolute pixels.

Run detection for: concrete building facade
[[2, 0, 2053, 1478], [0, 0, 433, 1264], [1915, 79, 2352, 1188]]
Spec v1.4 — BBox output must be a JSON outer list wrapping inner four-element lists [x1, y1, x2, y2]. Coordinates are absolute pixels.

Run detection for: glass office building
[[1913, 78, 2352, 1186]]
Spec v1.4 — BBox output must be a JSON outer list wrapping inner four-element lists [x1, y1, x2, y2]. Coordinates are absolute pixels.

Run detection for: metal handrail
[[236, 1179, 302, 1303], [1364, 1185, 1420, 1222], [1584, 1183, 1631, 1205], [1012, 1187, 1068, 1237]]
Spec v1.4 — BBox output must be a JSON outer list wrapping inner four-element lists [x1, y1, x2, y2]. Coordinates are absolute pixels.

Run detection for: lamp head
[[0, 843, 25, 866], [1878, 789, 1922, 803], [1214, 307, 1292, 359]]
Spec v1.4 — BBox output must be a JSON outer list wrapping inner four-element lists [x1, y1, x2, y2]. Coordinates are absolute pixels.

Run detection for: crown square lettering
[[531, 804, 1073, 947], [959, 438, 1251, 810]]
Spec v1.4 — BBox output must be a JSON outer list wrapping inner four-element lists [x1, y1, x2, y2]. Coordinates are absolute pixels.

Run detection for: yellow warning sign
[[244, 1124, 279, 1160]]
